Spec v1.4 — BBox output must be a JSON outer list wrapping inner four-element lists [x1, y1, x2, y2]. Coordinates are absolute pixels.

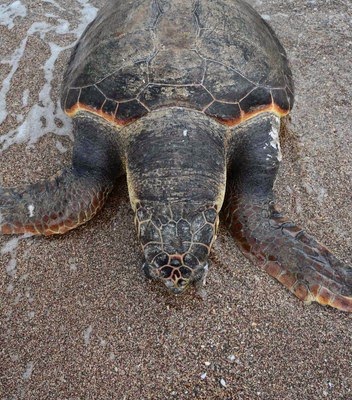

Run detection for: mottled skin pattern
[[0, 115, 120, 235], [0, 0, 351, 310], [0, 169, 111, 235], [227, 198, 352, 311], [136, 202, 218, 293]]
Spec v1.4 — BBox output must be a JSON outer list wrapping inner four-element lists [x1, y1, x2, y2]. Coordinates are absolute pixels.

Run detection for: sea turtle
[[1, 0, 351, 311]]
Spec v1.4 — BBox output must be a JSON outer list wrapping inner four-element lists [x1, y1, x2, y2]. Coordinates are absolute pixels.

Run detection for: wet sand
[[1, 1, 351, 399]]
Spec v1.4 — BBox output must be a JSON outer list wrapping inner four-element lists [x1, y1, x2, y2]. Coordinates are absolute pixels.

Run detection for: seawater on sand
[[0, 0, 98, 152]]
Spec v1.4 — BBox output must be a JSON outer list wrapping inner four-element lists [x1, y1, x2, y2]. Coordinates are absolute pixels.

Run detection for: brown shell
[[62, 0, 294, 127]]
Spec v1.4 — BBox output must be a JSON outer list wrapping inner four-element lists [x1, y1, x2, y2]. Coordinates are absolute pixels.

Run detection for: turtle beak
[[164, 278, 189, 295], [142, 261, 209, 295], [163, 262, 209, 295]]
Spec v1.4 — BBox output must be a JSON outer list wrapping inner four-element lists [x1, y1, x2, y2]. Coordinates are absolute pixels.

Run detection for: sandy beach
[[1, 0, 351, 399]]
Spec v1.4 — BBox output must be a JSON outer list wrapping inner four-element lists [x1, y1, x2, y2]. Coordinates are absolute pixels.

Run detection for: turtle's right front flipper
[[0, 115, 122, 236], [0, 168, 113, 235], [225, 114, 352, 312]]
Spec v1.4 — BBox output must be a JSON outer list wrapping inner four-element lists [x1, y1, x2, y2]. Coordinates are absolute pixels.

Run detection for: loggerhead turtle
[[1, 0, 351, 311]]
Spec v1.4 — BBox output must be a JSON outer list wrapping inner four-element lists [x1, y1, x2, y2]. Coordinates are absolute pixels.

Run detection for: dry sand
[[0, 0, 351, 399]]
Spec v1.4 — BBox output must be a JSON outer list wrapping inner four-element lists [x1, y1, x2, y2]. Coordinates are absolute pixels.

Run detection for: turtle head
[[135, 202, 219, 294]]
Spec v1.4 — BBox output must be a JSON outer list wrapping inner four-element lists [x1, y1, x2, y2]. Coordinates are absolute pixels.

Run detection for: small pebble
[[200, 372, 207, 380], [220, 378, 227, 388]]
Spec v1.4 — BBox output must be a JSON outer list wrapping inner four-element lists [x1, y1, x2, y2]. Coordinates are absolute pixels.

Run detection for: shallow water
[[0, 0, 97, 326], [0, 0, 97, 151]]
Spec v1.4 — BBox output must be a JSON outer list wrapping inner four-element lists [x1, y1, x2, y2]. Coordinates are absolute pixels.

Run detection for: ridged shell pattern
[[62, 0, 294, 127]]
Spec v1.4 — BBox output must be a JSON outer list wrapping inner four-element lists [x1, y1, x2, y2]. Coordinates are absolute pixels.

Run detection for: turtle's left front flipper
[[0, 115, 122, 236], [225, 113, 352, 312]]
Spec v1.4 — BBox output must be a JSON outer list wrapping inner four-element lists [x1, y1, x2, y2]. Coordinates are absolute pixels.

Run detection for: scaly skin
[[226, 195, 352, 312], [0, 168, 112, 236], [135, 201, 219, 292]]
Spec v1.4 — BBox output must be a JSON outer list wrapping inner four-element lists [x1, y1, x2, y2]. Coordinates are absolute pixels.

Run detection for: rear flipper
[[226, 114, 352, 312], [0, 115, 122, 236]]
